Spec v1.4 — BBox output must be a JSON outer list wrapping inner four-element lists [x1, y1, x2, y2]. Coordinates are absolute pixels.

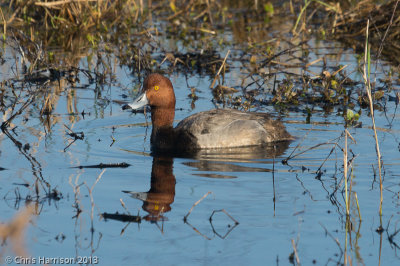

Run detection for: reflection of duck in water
[[121, 142, 291, 219], [123, 73, 293, 156], [124, 157, 175, 222], [184, 142, 292, 178]]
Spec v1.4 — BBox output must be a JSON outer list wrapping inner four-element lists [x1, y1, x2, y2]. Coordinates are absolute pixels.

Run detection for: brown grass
[[331, 0, 400, 64]]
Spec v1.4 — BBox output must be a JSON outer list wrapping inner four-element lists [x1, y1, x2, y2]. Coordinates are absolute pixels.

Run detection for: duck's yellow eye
[[154, 85, 159, 91]]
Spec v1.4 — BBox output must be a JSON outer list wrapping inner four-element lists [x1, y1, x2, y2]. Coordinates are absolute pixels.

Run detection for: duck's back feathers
[[176, 109, 292, 149]]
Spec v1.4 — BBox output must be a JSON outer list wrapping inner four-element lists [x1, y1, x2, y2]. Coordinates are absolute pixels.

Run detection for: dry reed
[[362, 20, 383, 216]]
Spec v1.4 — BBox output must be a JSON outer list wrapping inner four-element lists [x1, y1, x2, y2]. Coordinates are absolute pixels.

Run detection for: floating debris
[[73, 162, 131, 169], [101, 212, 141, 223]]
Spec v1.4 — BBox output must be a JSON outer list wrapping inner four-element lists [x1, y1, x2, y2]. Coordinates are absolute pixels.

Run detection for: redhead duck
[[123, 73, 292, 154]]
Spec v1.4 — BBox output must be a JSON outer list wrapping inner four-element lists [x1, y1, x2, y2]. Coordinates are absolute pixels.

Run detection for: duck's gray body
[[176, 109, 292, 149]]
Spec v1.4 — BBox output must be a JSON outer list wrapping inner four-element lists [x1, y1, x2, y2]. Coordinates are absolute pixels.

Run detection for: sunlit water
[[1, 38, 400, 266]]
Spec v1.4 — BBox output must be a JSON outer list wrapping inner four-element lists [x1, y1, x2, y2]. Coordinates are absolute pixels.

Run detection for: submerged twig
[[63, 124, 84, 152], [1, 91, 52, 197], [291, 239, 301, 265], [210, 209, 239, 225], [283, 140, 339, 164], [320, 222, 344, 255], [184, 220, 212, 240], [184, 191, 212, 222], [1, 94, 36, 130], [282, 126, 313, 164], [209, 209, 239, 239], [84, 169, 106, 233]]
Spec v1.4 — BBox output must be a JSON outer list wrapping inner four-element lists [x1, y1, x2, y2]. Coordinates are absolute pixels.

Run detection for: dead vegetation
[[298, 0, 400, 65], [1, 1, 397, 116], [333, 0, 400, 64]]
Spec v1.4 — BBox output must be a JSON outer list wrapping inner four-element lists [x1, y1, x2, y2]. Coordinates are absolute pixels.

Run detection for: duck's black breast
[[150, 126, 199, 156]]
